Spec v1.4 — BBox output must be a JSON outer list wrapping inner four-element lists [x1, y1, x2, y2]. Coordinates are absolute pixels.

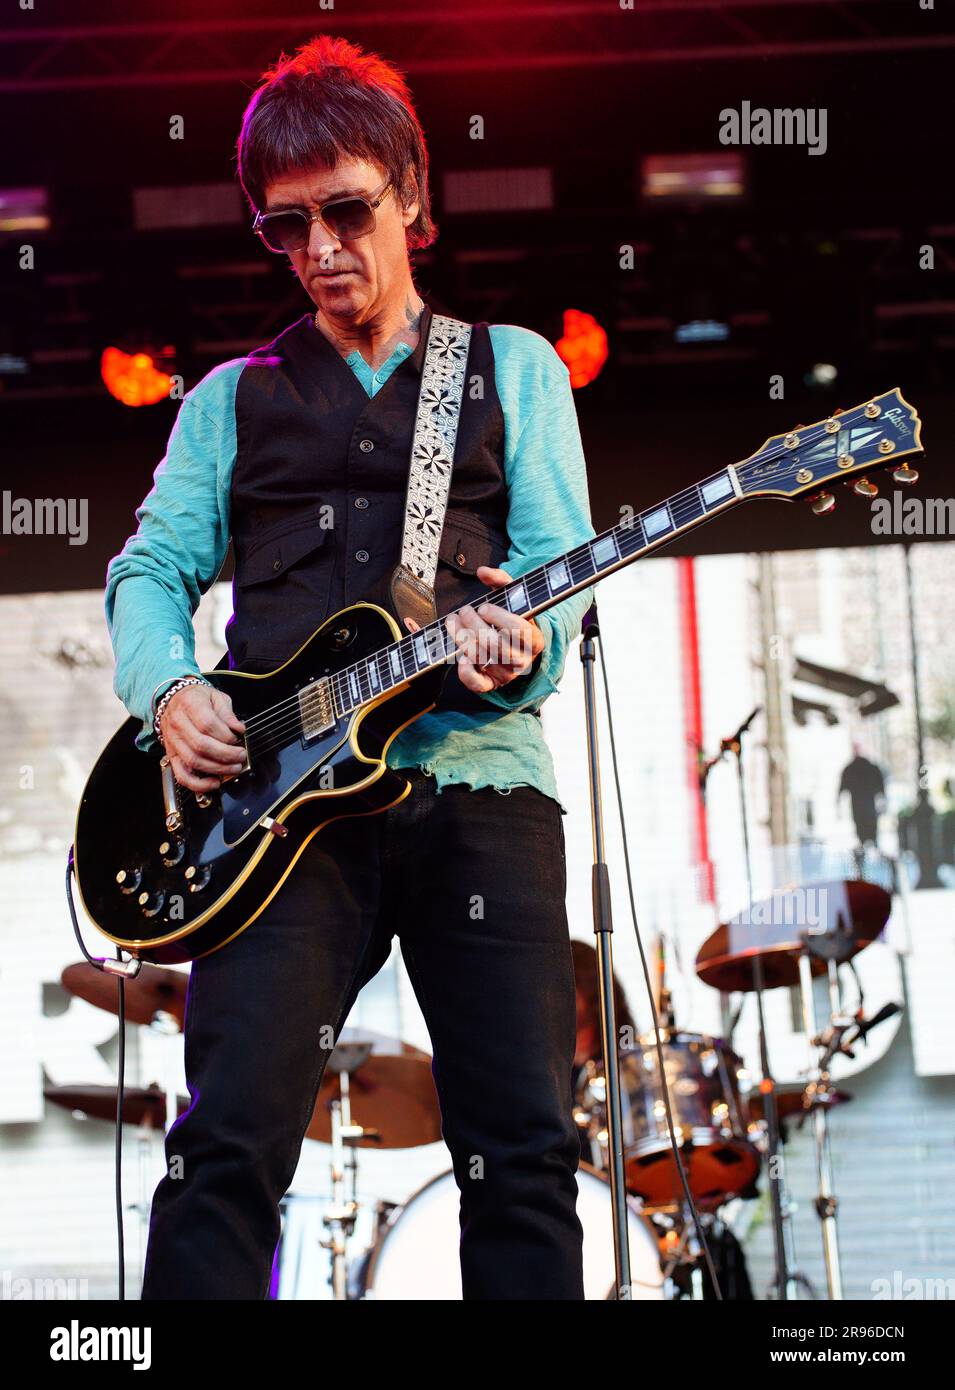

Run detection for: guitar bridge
[[298, 677, 337, 742]]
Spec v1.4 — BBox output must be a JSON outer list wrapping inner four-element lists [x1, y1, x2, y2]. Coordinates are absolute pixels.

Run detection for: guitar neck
[[328, 463, 744, 719]]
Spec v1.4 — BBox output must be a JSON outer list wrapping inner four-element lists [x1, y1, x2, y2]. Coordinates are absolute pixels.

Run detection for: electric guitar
[[74, 389, 924, 962]]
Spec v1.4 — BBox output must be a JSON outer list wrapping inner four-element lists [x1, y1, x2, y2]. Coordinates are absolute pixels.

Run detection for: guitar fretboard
[[328, 465, 740, 718]]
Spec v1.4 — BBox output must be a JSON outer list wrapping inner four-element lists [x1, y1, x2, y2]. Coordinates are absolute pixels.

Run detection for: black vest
[[227, 304, 512, 713]]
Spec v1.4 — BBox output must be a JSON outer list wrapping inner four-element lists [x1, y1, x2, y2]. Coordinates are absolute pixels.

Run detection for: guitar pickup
[[298, 677, 337, 742], [159, 755, 183, 833]]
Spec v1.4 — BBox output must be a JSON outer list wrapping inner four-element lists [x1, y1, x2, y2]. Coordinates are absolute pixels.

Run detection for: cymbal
[[44, 1083, 188, 1127], [61, 961, 188, 1028], [696, 880, 891, 993], [306, 1029, 442, 1150]]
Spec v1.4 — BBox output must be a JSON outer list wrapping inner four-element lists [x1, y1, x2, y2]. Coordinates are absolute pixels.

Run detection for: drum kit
[[51, 872, 894, 1300], [571, 876, 895, 1300]]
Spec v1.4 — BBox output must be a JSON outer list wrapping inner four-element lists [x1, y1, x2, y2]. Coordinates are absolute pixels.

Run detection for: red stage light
[[101, 346, 174, 407], [555, 309, 608, 389]]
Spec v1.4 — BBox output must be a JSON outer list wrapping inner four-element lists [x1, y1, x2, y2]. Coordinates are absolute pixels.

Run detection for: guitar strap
[[388, 312, 473, 630]]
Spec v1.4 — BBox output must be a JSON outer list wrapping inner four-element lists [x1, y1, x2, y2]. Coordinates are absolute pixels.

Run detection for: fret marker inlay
[[506, 582, 529, 613], [701, 473, 733, 508], [548, 559, 570, 591], [592, 535, 619, 568], [644, 506, 672, 538]]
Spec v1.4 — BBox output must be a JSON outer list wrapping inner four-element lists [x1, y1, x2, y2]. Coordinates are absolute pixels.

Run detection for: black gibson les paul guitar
[[74, 389, 924, 962]]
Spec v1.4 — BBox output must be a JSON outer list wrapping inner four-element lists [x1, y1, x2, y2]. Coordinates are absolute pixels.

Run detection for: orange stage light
[[555, 309, 608, 389], [101, 346, 174, 407]]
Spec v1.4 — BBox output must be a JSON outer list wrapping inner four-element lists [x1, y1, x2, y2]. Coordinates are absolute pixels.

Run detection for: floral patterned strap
[[390, 314, 473, 628]]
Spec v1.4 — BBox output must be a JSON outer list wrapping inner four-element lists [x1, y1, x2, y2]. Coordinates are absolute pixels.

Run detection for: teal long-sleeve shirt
[[104, 320, 596, 812]]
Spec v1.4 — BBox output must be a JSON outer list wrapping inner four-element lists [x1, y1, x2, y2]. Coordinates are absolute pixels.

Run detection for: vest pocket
[[438, 508, 506, 576], [237, 513, 330, 586], [230, 513, 333, 667]]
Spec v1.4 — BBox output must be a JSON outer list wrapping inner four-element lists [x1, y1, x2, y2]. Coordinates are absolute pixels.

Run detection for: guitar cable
[[65, 846, 142, 1301], [592, 625, 725, 1300]]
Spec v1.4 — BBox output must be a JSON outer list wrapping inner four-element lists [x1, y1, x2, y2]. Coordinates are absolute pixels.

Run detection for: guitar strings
[[236, 409, 888, 755], [239, 411, 879, 753]]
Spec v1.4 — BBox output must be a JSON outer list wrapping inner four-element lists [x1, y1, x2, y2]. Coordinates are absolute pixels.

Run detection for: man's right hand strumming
[[160, 685, 248, 792]]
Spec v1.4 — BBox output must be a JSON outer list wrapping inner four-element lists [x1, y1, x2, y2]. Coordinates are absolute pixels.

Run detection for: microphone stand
[[578, 602, 632, 1300], [702, 712, 795, 1300]]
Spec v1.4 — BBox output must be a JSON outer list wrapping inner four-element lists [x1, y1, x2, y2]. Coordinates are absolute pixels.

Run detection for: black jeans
[[140, 770, 585, 1300]]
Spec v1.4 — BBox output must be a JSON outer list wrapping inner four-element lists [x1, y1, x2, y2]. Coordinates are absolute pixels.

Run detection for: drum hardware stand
[[320, 1064, 378, 1300], [579, 604, 632, 1299], [119, 1095, 165, 1295], [657, 1207, 709, 1300], [796, 935, 902, 1301], [721, 711, 795, 1300], [794, 952, 845, 1300], [148, 1008, 182, 1134]]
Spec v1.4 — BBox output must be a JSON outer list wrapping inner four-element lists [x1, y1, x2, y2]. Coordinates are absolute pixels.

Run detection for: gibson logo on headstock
[[884, 406, 912, 437]]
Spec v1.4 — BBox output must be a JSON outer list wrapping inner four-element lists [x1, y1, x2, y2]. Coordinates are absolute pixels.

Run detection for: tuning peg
[[892, 463, 919, 485], [852, 477, 879, 498], [810, 491, 836, 516]]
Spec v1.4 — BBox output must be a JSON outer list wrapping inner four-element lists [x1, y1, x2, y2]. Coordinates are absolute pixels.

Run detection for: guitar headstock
[[736, 389, 924, 514]]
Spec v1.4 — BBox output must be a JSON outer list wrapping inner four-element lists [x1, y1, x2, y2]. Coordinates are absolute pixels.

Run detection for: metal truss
[[2, 1, 954, 93]]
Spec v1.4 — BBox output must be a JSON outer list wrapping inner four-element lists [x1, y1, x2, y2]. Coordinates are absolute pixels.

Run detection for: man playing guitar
[[105, 34, 596, 1299]]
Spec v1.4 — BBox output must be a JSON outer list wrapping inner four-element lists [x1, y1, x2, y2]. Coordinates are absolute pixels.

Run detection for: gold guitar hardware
[[784, 433, 799, 449], [116, 868, 141, 895], [893, 463, 919, 485], [824, 418, 840, 434], [865, 402, 881, 418], [160, 756, 182, 833], [795, 468, 812, 485], [852, 477, 879, 497], [811, 492, 836, 516], [878, 439, 895, 454], [298, 678, 336, 741]]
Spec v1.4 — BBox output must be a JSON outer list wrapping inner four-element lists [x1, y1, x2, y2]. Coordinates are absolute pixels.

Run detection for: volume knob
[[159, 838, 185, 867], [186, 864, 212, 894], [137, 890, 166, 918], [116, 868, 142, 895]]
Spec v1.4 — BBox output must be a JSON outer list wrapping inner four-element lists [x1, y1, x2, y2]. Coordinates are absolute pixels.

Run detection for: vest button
[[272, 558, 282, 571], [456, 551, 467, 566], [355, 550, 370, 563], [359, 439, 375, 453], [354, 496, 369, 509]]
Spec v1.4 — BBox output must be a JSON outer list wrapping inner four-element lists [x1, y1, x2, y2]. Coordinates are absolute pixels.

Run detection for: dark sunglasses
[[252, 179, 393, 254]]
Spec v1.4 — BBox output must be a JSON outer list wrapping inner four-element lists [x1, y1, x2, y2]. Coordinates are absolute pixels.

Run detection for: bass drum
[[357, 1163, 664, 1301]]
